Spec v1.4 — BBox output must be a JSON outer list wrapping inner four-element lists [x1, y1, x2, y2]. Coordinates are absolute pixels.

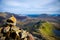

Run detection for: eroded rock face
[[3, 26, 10, 33], [6, 15, 17, 26], [0, 16, 35, 40]]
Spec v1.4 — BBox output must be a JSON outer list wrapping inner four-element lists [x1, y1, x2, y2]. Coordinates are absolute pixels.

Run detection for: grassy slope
[[39, 22, 57, 40]]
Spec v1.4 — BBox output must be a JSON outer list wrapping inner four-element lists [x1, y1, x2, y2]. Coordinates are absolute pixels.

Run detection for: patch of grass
[[39, 22, 57, 40]]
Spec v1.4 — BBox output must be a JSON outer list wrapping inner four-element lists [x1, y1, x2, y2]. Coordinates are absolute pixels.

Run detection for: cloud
[[0, 0, 60, 14]]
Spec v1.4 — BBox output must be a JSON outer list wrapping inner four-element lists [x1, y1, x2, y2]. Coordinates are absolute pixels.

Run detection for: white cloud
[[1, 0, 60, 14]]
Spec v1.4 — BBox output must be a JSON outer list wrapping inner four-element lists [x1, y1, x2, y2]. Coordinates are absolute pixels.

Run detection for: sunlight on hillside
[[39, 22, 57, 40]]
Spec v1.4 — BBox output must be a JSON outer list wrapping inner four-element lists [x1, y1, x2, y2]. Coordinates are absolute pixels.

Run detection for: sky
[[0, 0, 60, 14]]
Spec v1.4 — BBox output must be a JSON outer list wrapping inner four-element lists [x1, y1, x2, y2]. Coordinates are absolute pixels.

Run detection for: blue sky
[[0, 0, 60, 14]]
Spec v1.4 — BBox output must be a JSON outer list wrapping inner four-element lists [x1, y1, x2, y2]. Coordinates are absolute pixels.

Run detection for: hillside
[[0, 12, 60, 40]]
